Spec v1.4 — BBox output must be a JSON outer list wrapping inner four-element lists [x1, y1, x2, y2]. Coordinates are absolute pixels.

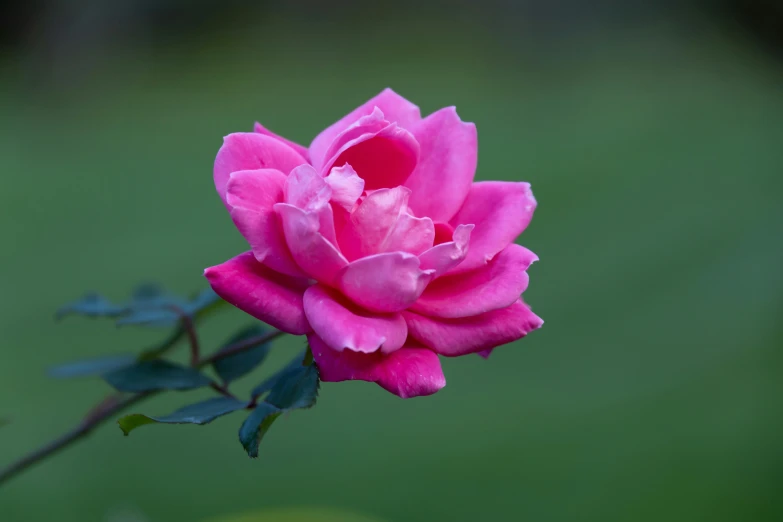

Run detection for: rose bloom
[[205, 89, 542, 398]]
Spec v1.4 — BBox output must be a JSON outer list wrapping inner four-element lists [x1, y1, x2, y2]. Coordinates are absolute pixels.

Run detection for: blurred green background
[[1, 1, 782, 521]]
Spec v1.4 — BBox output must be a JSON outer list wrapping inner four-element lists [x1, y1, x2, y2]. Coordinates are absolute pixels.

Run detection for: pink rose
[[205, 89, 542, 398]]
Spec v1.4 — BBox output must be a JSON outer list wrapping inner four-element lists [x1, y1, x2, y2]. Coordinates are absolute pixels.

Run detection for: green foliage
[[239, 351, 319, 457], [250, 350, 308, 399], [238, 402, 281, 459], [49, 275, 321, 468], [56, 293, 127, 319], [265, 364, 319, 410], [105, 360, 212, 392], [212, 325, 271, 384], [48, 354, 137, 379], [57, 284, 224, 329], [118, 397, 248, 435]]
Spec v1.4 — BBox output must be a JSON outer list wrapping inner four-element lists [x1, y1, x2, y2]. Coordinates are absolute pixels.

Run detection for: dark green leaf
[[104, 360, 212, 392], [58, 285, 225, 332], [238, 402, 281, 458], [238, 349, 319, 457], [250, 350, 308, 399], [115, 308, 181, 327], [0, 418, 9, 429], [115, 283, 188, 327], [117, 286, 224, 328], [213, 325, 271, 384], [48, 354, 136, 378], [118, 397, 247, 435], [265, 364, 319, 410], [56, 293, 127, 320]]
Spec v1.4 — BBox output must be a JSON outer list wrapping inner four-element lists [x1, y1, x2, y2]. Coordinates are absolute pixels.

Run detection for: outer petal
[[404, 107, 478, 222], [204, 252, 311, 335], [449, 182, 537, 274], [410, 244, 537, 318], [303, 285, 407, 354], [214, 133, 307, 209], [338, 252, 434, 313], [274, 203, 348, 285], [418, 224, 473, 277], [226, 169, 304, 278], [403, 300, 543, 357], [309, 334, 445, 399], [309, 88, 421, 169], [253, 122, 310, 161]]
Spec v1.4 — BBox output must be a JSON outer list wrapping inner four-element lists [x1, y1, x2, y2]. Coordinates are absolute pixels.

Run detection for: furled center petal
[[320, 107, 420, 191], [337, 186, 434, 261]]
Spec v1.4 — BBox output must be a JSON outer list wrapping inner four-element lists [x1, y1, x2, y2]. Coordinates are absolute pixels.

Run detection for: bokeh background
[[1, 1, 782, 521]]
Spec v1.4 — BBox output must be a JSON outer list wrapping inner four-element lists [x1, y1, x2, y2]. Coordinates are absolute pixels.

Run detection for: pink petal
[[214, 133, 307, 209], [404, 107, 478, 222], [309, 334, 445, 399], [338, 252, 434, 313], [204, 252, 311, 335], [382, 212, 435, 256], [253, 122, 310, 161], [337, 187, 410, 261], [309, 88, 421, 169], [226, 169, 304, 278], [449, 182, 537, 274], [403, 300, 543, 357], [274, 203, 348, 285], [284, 165, 337, 244], [410, 244, 537, 318], [318, 108, 389, 171], [324, 164, 365, 211], [322, 120, 419, 191], [285, 164, 331, 211], [418, 224, 473, 277], [303, 285, 407, 354]]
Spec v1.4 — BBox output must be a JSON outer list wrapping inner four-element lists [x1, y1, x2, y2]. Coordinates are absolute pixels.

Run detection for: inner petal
[[329, 125, 419, 190]]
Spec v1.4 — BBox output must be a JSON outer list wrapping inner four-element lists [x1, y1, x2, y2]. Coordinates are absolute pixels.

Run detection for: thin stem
[[167, 305, 200, 366], [197, 330, 285, 368], [0, 328, 287, 487], [0, 392, 152, 487]]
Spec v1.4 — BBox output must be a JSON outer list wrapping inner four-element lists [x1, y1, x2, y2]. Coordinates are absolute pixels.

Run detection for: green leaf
[[213, 325, 271, 384], [48, 353, 137, 378], [0, 418, 9, 429], [265, 364, 319, 410], [118, 285, 226, 328], [104, 360, 212, 392], [250, 350, 308, 399], [115, 283, 189, 328], [238, 402, 281, 458], [118, 397, 247, 435], [238, 349, 319, 457], [56, 293, 127, 320], [59, 284, 225, 329]]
